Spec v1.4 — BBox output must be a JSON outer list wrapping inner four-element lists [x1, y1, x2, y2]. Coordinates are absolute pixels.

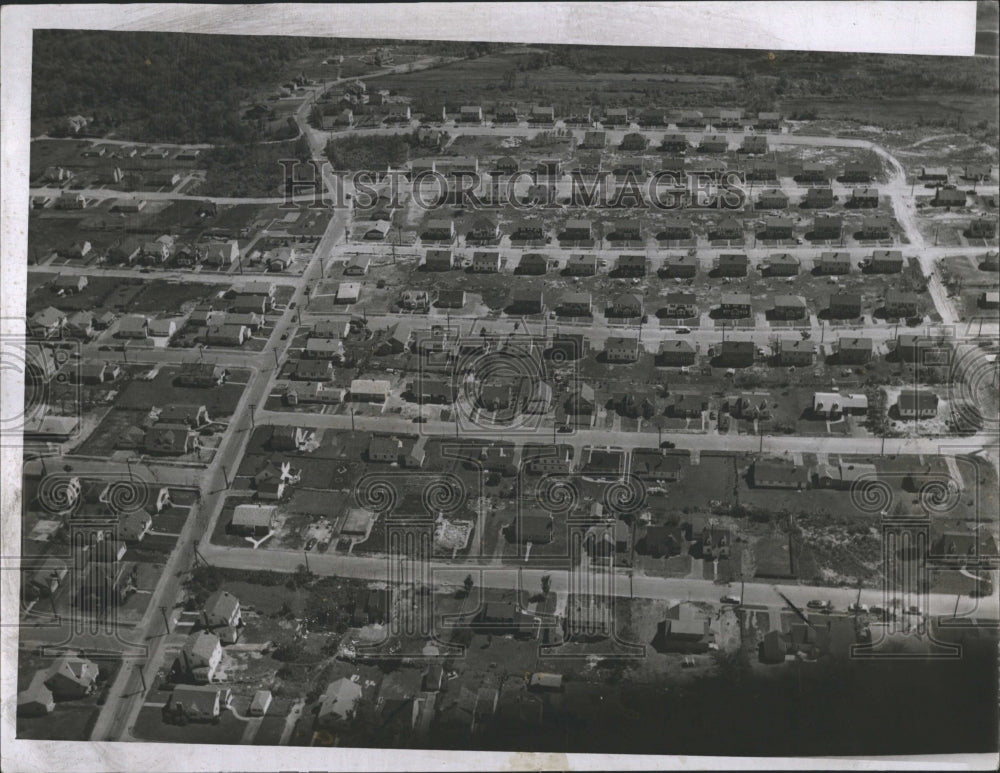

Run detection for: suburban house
[[662, 254, 698, 277], [565, 253, 598, 276], [867, 250, 904, 273], [661, 292, 698, 318], [565, 383, 597, 416], [368, 435, 404, 463], [251, 461, 300, 500], [812, 392, 868, 419], [756, 189, 788, 210], [716, 253, 749, 276], [350, 379, 391, 403], [969, 216, 997, 238], [719, 292, 752, 318], [752, 459, 809, 489], [933, 188, 967, 207], [562, 219, 593, 241], [762, 253, 800, 276], [698, 135, 728, 153], [516, 252, 548, 275], [604, 335, 640, 363], [895, 334, 948, 364], [230, 504, 276, 537], [117, 315, 149, 339], [293, 359, 333, 381], [205, 323, 249, 346], [607, 292, 644, 318], [436, 289, 466, 309], [202, 590, 243, 643], [778, 338, 814, 365], [615, 253, 647, 276], [756, 111, 782, 129], [505, 513, 554, 544], [660, 133, 688, 152], [344, 254, 371, 276], [157, 404, 210, 428], [422, 219, 455, 241], [659, 217, 693, 241], [144, 424, 199, 456], [745, 159, 778, 181], [843, 161, 874, 182], [717, 340, 755, 367], [509, 288, 544, 314], [803, 187, 834, 209], [836, 336, 873, 364], [762, 216, 794, 240], [656, 340, 698, 367], [77, 361, 119, 385], [204, 240, 239, 267], [884, 290, 920, 318], [44, 657, 99, 700], [472, 251, 501, 273], [178, 363, 227, 388], [179, 631, 223, 683], [828, 292, 863, 319], [861, 214, 893, 239], [772, 294, 807, 320], [529, 106, 556, 125], [268, 425, 315, 452], [896, 388, 939, 420], [741, 135, 768, 155], [424, 249, 455, 271], [850, 187, 880, 208], [812, 215, 843, 240], [816, 251, 851, 275], [64, 311, 95, 340], [169, 685, 232, 722], [798, 162, 829, 182]]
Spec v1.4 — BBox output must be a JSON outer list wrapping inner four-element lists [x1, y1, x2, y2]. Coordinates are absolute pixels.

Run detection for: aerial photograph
[[8, 4, 1000, 764]]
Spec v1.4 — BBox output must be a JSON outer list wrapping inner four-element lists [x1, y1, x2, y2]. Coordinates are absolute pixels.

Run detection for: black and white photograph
[[1, 3, 998, 771]]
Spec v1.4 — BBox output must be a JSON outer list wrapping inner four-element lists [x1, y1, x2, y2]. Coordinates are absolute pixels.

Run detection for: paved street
[[22, 54, 999, 746]]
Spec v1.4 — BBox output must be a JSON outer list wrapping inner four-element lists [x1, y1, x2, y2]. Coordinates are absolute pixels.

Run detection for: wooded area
[[31, 30, 316, 143]]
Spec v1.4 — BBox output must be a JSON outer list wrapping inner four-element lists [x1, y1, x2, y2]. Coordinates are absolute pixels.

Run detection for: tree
[[541, 574, 551, 596], [463, 574, 474, 597]]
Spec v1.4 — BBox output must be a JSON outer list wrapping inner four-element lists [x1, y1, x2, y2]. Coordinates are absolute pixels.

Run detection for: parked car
[[659, 441, 676, 449], [848, 603, 869, 614], [675, 326, 691, 334], [557, 425, 573, 433], [289, 301, 296, 309], [720, 595, 741, 605], [807, 599, 832, 611], [304, 538, 317, 551]]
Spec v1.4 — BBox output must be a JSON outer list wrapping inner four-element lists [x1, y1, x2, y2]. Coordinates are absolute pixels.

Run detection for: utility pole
[[221, 465, 230, 489], [159, 605, 172, 634], [248, 404, 255, 429], [350, 407, 356, 432]]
